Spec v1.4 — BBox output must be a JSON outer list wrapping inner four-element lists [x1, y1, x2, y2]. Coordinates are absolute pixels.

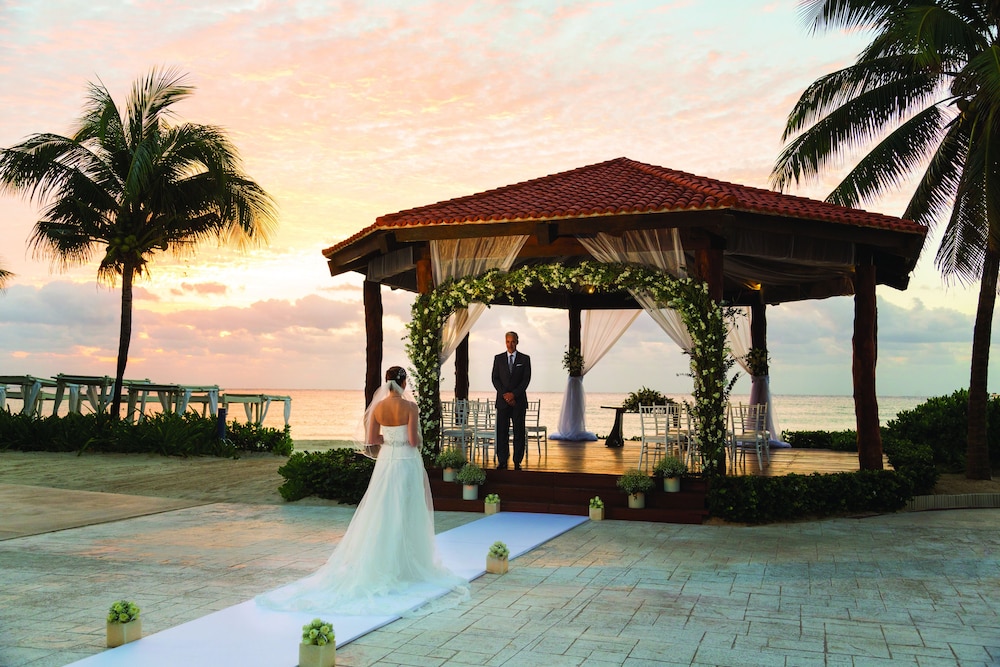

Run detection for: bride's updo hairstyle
[[386, 366, 407, 393]]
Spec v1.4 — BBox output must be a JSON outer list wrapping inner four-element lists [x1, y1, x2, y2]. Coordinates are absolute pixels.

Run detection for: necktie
[[508, 354, 514, 372]]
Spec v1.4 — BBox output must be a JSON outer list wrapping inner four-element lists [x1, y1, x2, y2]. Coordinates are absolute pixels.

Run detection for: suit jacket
[[492, 351, 531, 411]]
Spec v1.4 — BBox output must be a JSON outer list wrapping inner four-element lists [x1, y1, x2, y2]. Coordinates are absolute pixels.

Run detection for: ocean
[[230, 389, 929, 442]]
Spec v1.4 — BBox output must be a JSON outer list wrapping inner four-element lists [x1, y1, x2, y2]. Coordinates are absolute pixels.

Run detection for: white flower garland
[[405, 261, 734, 476]]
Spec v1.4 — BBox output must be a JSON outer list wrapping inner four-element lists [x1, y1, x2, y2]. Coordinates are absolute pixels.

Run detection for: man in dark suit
[[491, 331, 531, 470]]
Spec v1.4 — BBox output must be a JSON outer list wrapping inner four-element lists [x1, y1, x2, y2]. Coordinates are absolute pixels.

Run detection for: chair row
[[440, 398, 546, 466], [637, 402, 770, 474]]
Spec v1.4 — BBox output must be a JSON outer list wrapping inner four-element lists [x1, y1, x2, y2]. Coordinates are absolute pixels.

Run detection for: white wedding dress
[[256, 426, 468, 616]]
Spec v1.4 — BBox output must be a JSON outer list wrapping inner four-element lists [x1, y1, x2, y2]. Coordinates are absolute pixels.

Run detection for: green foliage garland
[[406, 261, 733, 476]]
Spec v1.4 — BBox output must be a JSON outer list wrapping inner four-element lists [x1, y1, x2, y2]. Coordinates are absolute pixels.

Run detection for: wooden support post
[[455, 334, 470, 400], [750, 302, 767, 374], [853, 261, 883, 470], [693, 242, 726, 472], [416, 256, 433, 295], [693, 245, 724, 302], [363, 280, 383, 407], [415, 254, 441, 450], [569, 306, 582, 377]]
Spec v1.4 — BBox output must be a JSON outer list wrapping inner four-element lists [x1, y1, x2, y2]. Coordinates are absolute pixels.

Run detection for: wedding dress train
[[256, 425, 467, 616]]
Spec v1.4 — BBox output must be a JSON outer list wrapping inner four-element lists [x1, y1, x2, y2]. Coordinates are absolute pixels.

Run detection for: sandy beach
[[0, 439, 354, 506]]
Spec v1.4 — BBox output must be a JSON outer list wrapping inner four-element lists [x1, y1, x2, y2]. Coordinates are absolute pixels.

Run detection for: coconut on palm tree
[[0, 67, 277, 418], [772, 0, 998, 479]]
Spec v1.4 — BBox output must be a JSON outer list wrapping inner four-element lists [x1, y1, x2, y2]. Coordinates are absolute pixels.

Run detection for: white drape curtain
[[581, 309, 640, 375], [727, 307, 784, 443], [551, 309, 639, 441], [430, 236, 528, 364], [578, 229, 693, 351]]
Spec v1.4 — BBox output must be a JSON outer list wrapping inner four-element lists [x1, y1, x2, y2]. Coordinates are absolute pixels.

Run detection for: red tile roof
[[326, 157, 925, 254]]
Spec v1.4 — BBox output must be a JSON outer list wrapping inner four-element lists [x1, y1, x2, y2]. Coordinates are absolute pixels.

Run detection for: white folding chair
[[471, 400, 497, 467], [524, 399, 547, 461], [440, 399, 475, 458], [638, 404, 670, 472], [729, 402, 769, 470]]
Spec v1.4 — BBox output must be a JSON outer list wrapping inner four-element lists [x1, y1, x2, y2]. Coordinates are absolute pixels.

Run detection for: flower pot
[[299, 642, 336, 667], [589, 507, 604, 521], [627, 492, 645, 509], [462, 484, 478, 500], [486, 555, 508, 574], [443, 467, 456, 482], [485, 502, 499, 515], [106, 619, 142, 648], [664, 476, 681, 493]]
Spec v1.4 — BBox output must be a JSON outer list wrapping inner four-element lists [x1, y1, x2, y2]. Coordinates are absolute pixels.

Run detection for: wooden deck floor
[[499, 438, 888, 476]]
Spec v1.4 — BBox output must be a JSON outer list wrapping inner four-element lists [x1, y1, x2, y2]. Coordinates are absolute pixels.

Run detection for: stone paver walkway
[[0, 486, 997, 666]]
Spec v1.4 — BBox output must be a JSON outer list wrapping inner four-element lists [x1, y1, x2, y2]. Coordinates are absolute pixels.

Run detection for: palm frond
[[827, 104, 947, 208]]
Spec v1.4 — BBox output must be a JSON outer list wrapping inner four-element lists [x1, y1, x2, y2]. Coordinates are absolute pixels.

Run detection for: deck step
[[429, 468, 708, 524]]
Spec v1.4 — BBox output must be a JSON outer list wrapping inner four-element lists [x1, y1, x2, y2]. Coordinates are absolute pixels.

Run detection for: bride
[[256, 366, 468, 616]]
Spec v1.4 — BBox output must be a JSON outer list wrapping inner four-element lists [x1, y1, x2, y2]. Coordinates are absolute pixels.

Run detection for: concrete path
[[1, 485, 997, 666]]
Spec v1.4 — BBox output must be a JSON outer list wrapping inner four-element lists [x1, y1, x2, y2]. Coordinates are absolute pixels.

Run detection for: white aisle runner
[[68, 512, 587, 667]]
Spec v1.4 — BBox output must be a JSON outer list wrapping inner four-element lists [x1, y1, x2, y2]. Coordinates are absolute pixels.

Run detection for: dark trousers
[[496, 403, 526, 466]]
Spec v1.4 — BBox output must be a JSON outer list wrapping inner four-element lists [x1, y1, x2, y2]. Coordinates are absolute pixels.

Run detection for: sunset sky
[[0, 0, 991, 398]]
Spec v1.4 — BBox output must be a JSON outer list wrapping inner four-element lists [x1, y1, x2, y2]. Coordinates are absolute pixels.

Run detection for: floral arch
[[405, 261, 734, 476]]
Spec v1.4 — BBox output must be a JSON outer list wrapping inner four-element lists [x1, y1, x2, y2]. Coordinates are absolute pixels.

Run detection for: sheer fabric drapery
[[726, 307, 786, 445], [430, 236, 527, 364], [577, 229, 693, 351], [550, 309, 639, 441]]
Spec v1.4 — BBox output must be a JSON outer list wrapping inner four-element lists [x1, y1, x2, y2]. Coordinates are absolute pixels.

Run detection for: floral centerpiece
[[588, 495, 605, 521], [486, 540, 510, 573], [654, 455, 687, 492], [107, 600, 140, 624], [456, 462, 486, 486], [621, 387, 671, 412], [617, 468, 654, 509], [562, 347, 584, 376], [456, 462, 486, 500], [484, 492, 501, 515], [106, 599, 141, 648], [300, 618, 336, 667], [744, 347, 769, 376], [436, 448, 467, 482]]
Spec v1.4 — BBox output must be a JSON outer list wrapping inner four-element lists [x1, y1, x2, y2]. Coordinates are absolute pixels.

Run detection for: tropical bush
[[276, 448, 375, 503], [783, 430, 858, 452], [0, 410, 289, 457], [883, 389, 1000, 472]]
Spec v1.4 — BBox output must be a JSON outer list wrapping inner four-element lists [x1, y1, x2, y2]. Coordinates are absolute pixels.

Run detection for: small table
[[601, 405, 627, 448]]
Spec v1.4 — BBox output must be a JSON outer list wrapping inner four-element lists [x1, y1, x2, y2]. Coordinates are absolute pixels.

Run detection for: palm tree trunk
[[110, 267, 135, 420], [966, 245, 998, 480]]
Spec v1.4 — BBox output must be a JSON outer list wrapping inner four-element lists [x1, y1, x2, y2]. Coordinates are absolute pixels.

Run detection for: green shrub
[[0, 410, 289, 457], [884, 389, 1000, 472], [276, 448, 375, 503], [226, 421, 293, 455], [707, 435, 935, 524], [784, 430, 857, 451]]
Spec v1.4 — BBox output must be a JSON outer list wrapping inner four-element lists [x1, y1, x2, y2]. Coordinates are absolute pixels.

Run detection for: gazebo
[[323, 158, 927, 471]]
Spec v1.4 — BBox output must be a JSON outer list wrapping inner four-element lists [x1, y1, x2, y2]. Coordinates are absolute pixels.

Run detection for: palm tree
[[0, 68, 277, 418], [0, 262, 11, 289], [771, 1, 1000, 480]]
